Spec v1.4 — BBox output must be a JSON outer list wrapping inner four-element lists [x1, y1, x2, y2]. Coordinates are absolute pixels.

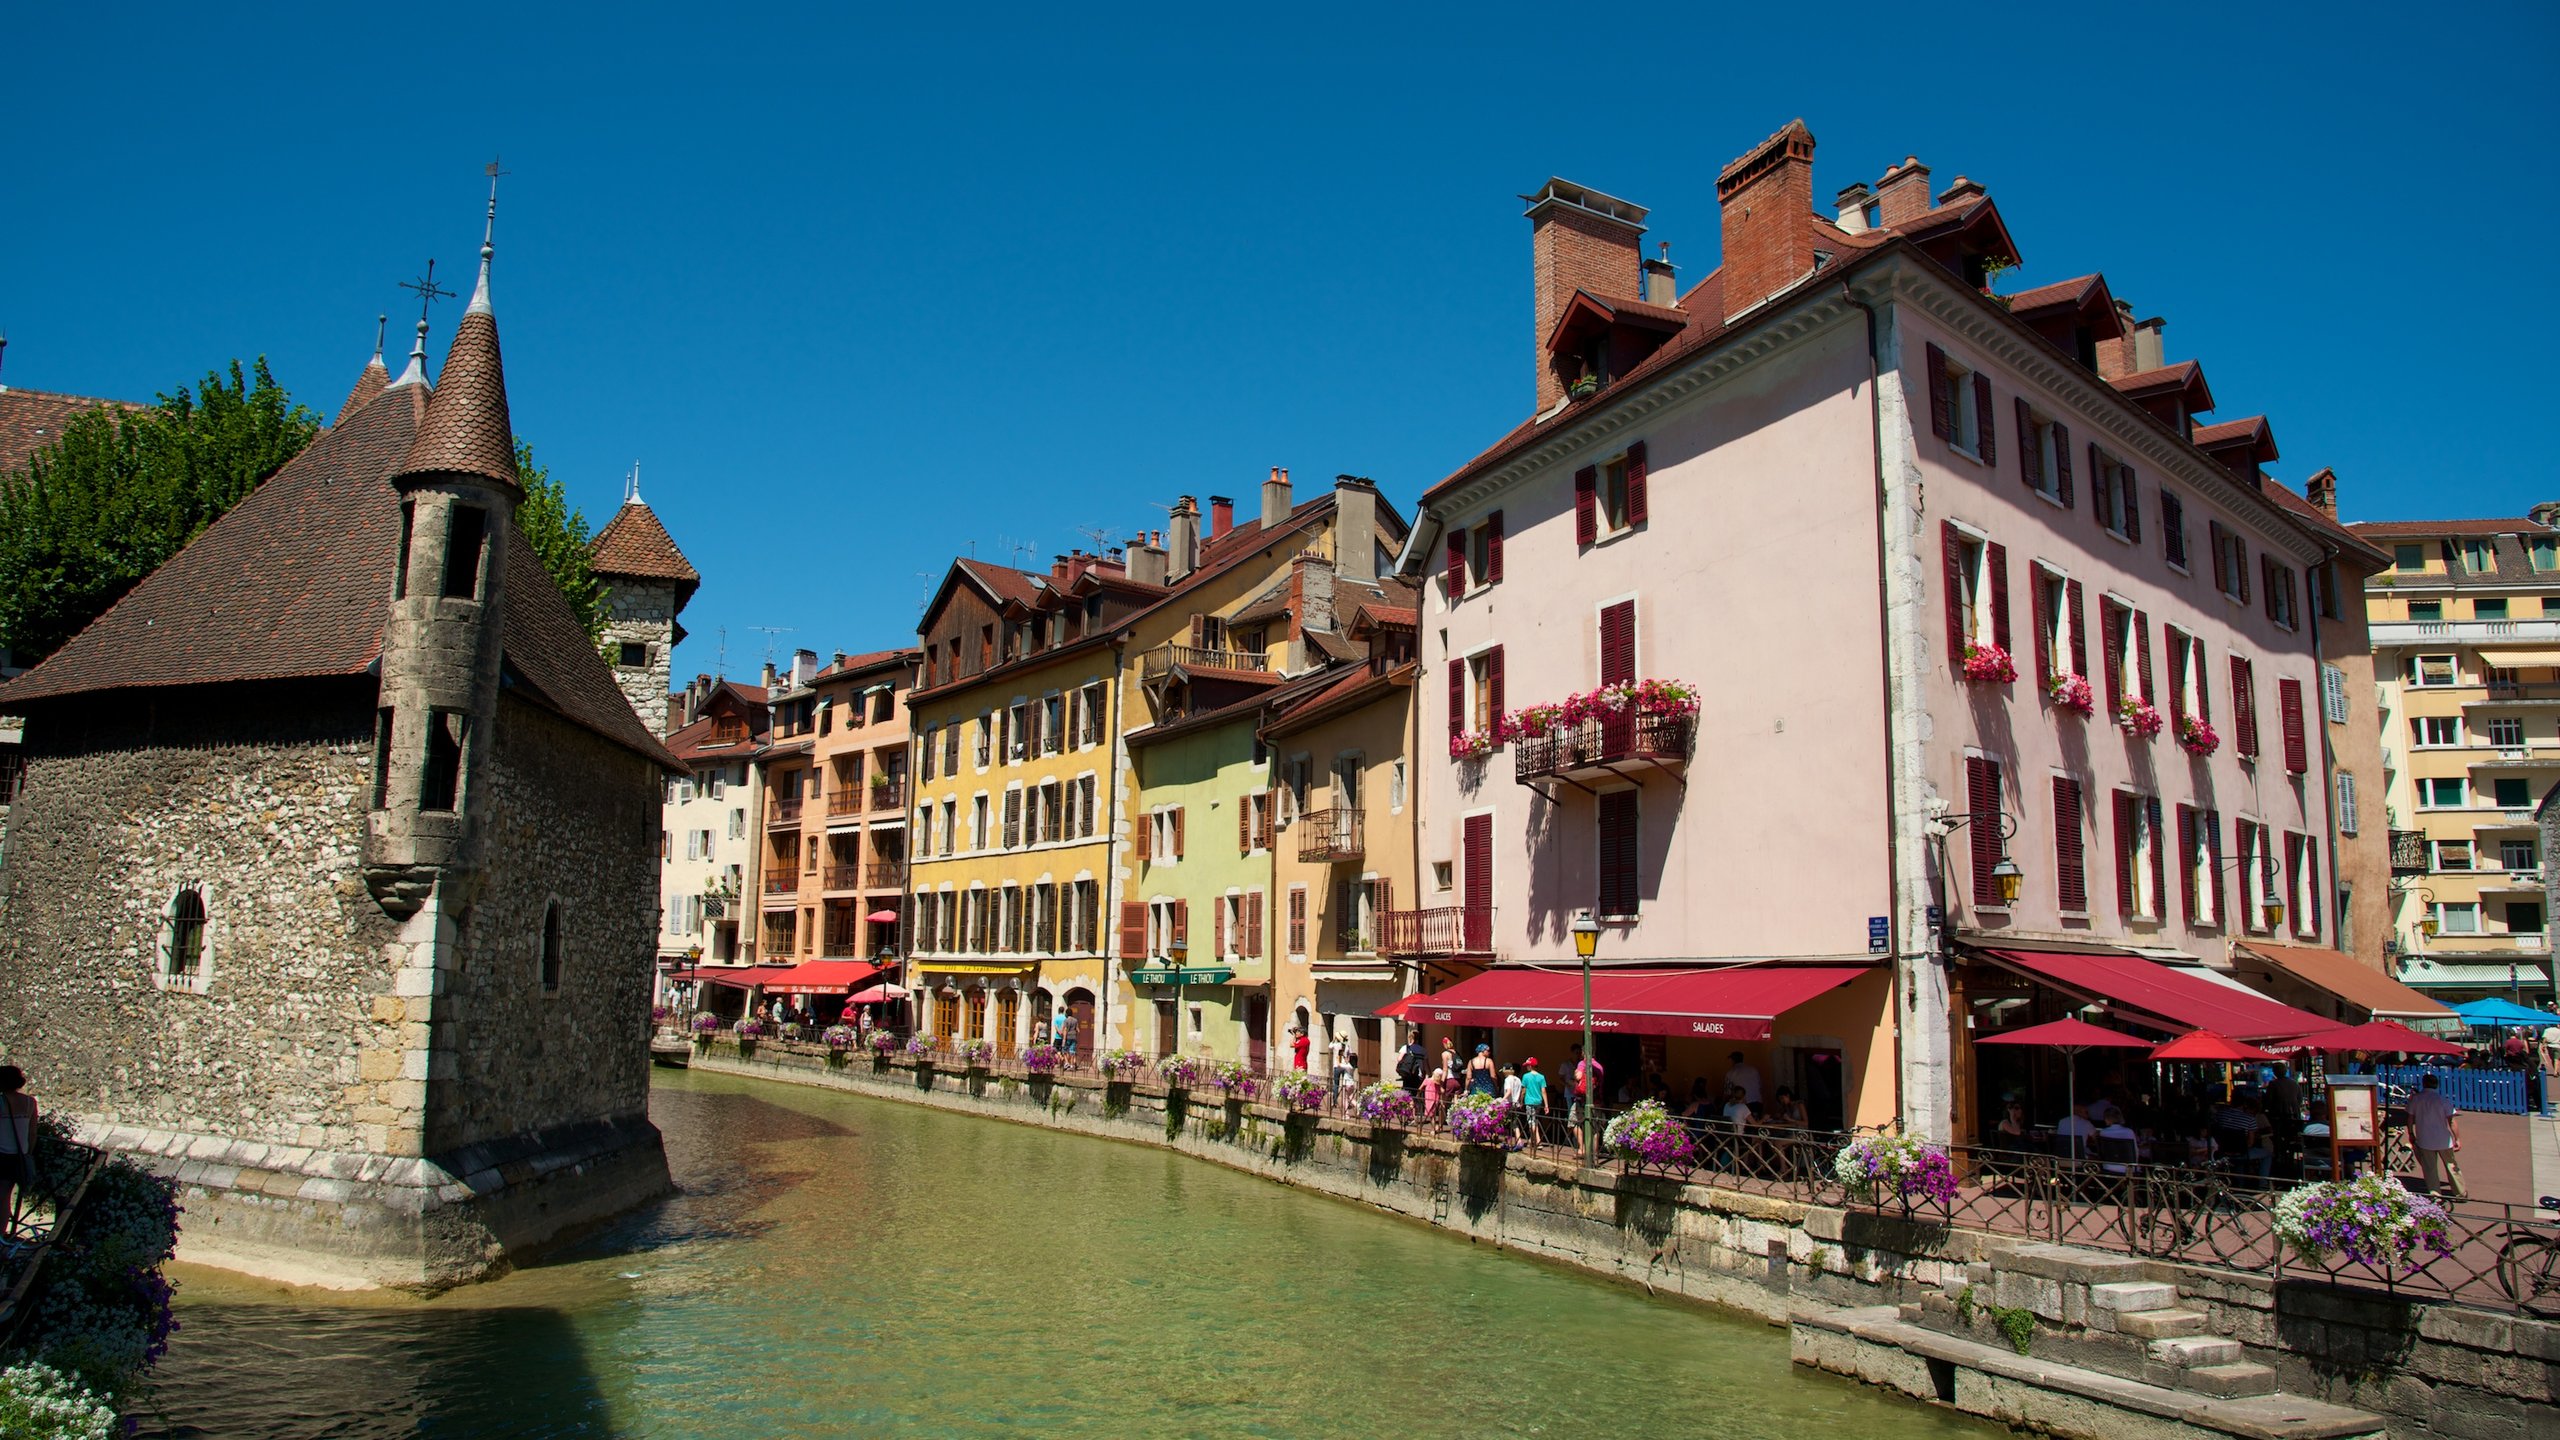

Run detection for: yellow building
[[2352, 509, 2560, 1007]]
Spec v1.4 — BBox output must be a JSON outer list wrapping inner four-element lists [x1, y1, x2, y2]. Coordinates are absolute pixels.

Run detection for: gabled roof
[[335, 354, 390, 427], [2347, 518, 2553, 538], [1262, 659, 1415, 739], [0, 362, 677, 769], [811, 647, 918, 683], [2005, 273, 2111, 315], [2193, 415, 2277, 468], [0, 386, 139, 474], [2109, 360, 2215, 414], [590, 499, 701, 605], [2258, 475, 2388, 569]]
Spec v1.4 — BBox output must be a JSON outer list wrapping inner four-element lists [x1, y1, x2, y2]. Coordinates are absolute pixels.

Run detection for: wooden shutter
[[2066, 579, 2088, 681], [1486, 510, 1505, 584], [2121, 467, 2142, 543], [2052, 423, 2073, 508], [2030, 568, 2052, 682], [1173, 898, 1189, 947], [2193, 638, 2211, 723], [1942, 520, 1968, 660], [1215, 897, 1226, 958], [2279, 679, 2307, 773], [2146, 797, 2167, 922], [1966, 756, 2001, 905], [1463, 813, 1494, 916], [1574, 465, 1598, 546], [2016, 398, 2041, 493], [1119, 901, 1146, 958], [1486, 645, 1505, 733], [2166, 631, 2189, 728], [1288, 888, 1306, 953], [1239, 803, 1250, 854], [2054, 776, 2085, 911], [2091, 444, 2113, 532], [1004, 789, 1022, 848], [2233, 657, 2259, 756], [2207, 811, 2226, 926], [1597, 790, 1640, 917], [1599, 601, 1636, 688], [1447, 664, 1464, 743], [2177, 805, 2198, 926], [1987, 542, 2011, 656], [1625, 440, 1649, 526], [1925, 344, 1954, 440], [2135, 613, 2154, 701], [1973, 373, 1997, 466], [2100, 598, 2124, 704], [1135, 811, 1150, 862], [1172, 805, 1186, 858], [2114, 793, 2136, 920], [2236, 538, 2251, 604], [1446, 530, 1466, 595], [2209, 521, 2228, 592], [1247, 890, 1265, 956]]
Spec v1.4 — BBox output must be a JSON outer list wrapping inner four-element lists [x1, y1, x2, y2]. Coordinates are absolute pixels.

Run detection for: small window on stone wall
[[540, 901, 563, 994], [441, 505, 487, 600], [421, 710, 466, 812], [371, 708, 395, 809], [161, 888, 208, 990], [618, 642, 648, 668]]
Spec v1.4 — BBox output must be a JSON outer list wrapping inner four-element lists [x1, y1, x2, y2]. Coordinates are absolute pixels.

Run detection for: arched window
[[540, 901, 563, 993], [164, 889, 207, 982]]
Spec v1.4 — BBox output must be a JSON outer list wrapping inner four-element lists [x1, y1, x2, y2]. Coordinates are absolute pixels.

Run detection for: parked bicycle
[[2494, 1196, 2560, 1308]]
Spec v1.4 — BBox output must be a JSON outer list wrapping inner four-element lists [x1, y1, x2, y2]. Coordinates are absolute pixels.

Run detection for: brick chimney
[[1642, 243, 1678, 305], [2305, 469, 2339, 520], [1209, 495, 1234, 540], [1262, 466, 1292, 529], [1523, 177, 1648, 413], [1167, 497, 1201, 582], [1874, 157, 1932, 227], [1716, 120, 1818, 322]]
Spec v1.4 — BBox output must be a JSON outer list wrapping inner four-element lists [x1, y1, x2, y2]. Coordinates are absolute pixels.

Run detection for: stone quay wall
[[690, 1043, 2558, 1439]]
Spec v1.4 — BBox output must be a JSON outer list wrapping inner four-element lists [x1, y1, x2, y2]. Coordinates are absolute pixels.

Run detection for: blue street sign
[[1867, 916, 1890, 953]]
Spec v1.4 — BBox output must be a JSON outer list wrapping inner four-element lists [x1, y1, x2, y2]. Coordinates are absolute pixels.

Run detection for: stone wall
[[0, 683, 404, 1152], [601, 578, 675, 736]]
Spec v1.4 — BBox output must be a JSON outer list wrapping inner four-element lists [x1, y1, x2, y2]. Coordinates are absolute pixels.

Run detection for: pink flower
[[2047, 673, 2095, 714], [1962, 643, 2017, 685], [2176, 714, 2220, 756]]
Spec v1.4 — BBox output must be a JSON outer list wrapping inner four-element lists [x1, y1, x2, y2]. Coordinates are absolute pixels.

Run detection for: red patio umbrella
[[2273, 1020, 2464, 1058], [847, 983, 909, 1004], [866, 909, 902, 925], [2150, 1031, 2282, 1063], [1975, 1019, 2152, 1139]]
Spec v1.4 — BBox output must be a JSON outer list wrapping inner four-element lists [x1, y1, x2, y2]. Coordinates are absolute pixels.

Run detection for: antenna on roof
[[716, 626, 728, 680], [1073, 524, 1121, 552], [748, 626, 794, 668]]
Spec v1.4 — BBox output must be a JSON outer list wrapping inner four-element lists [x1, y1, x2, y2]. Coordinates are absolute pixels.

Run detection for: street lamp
[[1169, 936, 1189, 1057], [1934, 808, 2020, 915], [1572, 909, 1600, 1168]]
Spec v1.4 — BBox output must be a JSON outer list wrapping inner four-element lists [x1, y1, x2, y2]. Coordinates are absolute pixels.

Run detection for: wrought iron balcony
[[763, 872, 801, 896], [827, 791, 862, 816], [1514, 713, 1696, 786], [821, 865, 859, 892], [1142, 643, 1270, 678], [872, 779, 908, 811], [2390, 829, 2429, 876], [768, 798, 803, 827], [864, 861, 904, 888], [1297, 808, 1364, 862], [1378, 906, 1496, 957]]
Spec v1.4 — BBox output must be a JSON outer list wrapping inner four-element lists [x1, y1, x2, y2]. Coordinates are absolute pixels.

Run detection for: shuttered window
[[1574, 465, 1599, 547], [1600, 601, 1636, 688], [2232, 656, 2260, 757], [2321, 664, 2349, 723], [1287, 888, 1307, 955], [1967, 756, 2004, 909], [2054, 776, 2086, 912], [1597, 790, 1640, 918], [2279, 679, 2308, 774], [1485, 511, 1505, 585], [2336, 772, 2359, 836]]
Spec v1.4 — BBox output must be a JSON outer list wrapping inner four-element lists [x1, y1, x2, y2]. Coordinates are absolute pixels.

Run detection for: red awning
[[757, 960, 884, 996], [661, 967, 769, 989], [1981, 949, 2332, 1042], [1393, 964, 1869, 1041]]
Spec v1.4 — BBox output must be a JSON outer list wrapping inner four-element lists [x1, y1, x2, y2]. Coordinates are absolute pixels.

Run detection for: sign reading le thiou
[[1403, 1005, 1772, 1041]]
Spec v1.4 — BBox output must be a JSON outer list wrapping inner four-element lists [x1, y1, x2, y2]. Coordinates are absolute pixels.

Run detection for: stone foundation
[[93, 1112, 670, 1291]]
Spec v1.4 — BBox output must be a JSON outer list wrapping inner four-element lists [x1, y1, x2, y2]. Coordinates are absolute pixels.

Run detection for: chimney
[[1332, 476, 1379, 586], [1936, 175, 1987, 209], [1286, 553, 1337, 672], [1209, 495, 1234, 539], [1874, 156, 1932, 227], [1523, 177, 1648, 413], [1716, 120, 1818, 322], [2131, 315, 2167, 374], [1167, 497, 1201, 582], [1642, 243, 1678, 305], [1126, 538, 1169, 587], [1053, 553, 1070, 579], [2095, 300, 2142, 380], [761, 660, 778, 693], [792, 649, 817, 688], [1833, 182, 1873, 234], [2306, 469, 2340, 520], [1262, 466, 1292, 529], [2531, 501, 2560, 530]]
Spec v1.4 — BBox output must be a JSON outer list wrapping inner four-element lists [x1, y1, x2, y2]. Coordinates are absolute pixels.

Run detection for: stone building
[[0, 214, 677, 1289], [591, 487, 698, 736]]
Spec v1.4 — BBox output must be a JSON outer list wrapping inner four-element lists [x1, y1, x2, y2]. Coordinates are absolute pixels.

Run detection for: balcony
[[1297, 808, 1364, 863], [821, 865, 859, 893], [2478, 872, 2547, 897], [827, 791, 862, 818], [768, 798, 803, 828], [2370, 617, 2560, 646], [864, 860, 904, 888], [1378, 906, 1496, 958], [1142, 643, 1270, 679], [872, 779, 908, 812], [1515, 713, 1696, 787], [2390, 829, 2429, 876], [2467, 683, 2560, 709], [2468, 745, 2559, 772]]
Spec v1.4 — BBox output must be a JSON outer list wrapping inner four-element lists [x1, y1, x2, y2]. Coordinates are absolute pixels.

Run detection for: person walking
[[1330, 1032, 1356, 1110], [1501, 1064, 1527, 1146], [2405, 1073, 2465, 1200], [1395, 1033, 1427, 1097], [1568, 1044, 1603, 1155], [1057, 1008, 1079, 1059], [1439, 1036, 1459, 1089], [1520, 1058, 1549, 1148], [0, 1067, 36, 1232]]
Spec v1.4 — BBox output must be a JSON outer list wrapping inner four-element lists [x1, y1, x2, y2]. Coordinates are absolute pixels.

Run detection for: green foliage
[[0, 1361, 117, 1440], [1955, 1283, 1979, 1326], [1989, 1302, 2036, 1355], [511, 439, 605, 642], [0, 359, 318, 664]]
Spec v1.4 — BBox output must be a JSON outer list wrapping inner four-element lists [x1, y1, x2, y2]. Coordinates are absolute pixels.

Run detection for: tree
[[512, 439, 606, 642], [0, 359, 318, 665]]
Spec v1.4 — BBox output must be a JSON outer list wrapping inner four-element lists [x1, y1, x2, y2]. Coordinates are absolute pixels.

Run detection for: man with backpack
[[1395, 1033, 1426, 1097]]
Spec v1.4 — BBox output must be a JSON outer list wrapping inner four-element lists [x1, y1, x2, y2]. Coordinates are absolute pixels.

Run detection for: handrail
[[1514, 712, 1696, 783]]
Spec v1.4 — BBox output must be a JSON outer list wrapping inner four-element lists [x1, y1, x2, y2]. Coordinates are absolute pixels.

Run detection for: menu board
[[2329, 1084, 2378, 1145]]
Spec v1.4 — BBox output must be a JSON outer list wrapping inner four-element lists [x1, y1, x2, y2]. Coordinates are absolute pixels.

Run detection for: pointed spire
[[624, 462, 643, 506], [395, 182, 517, 493], [387, 316, 432, 390], [467, 158, 503, 317], [372, 313, 387, 366], [335, 313, 393, 425]]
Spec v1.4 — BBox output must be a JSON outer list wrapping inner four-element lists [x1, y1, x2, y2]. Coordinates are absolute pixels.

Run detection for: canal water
[[142, 1069, 1992, 1439]]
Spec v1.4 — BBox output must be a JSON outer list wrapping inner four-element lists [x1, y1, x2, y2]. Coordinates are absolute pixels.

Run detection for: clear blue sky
[[8, 2, 2550, 683]]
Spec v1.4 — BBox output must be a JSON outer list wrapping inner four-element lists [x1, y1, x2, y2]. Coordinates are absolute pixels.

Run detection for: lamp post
[[1169, 936, 1188, 1058], [1572, 909, 1600, 1167]]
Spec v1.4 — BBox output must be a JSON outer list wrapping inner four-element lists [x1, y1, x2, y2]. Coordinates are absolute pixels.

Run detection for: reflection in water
[[144, 1072, 1992, 1440]]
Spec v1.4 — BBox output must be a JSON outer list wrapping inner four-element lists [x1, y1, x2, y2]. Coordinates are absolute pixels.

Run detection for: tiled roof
[[0, 386, 138, 474], [2347, 518, 2551, 538], [0, 370, 677, 769], [590, 499, 700, 604], [955, 557, 1046, 609], [1263, 660, 1415, 738], [395, 309, 517, 491], [1350, 602, 1419, 631], [334, 358, 390, 428], [811, 647, 918, 682], [2257, 476, 2387, 569], [2004, 274, 2106, 313], [2109, 360, 2208, 398]]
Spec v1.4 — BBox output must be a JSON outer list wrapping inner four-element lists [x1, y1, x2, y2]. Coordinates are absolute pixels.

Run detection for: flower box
[[903, 1033, 936, 1059], [1023, 1043, 1067, 1076], [1354, 1082, 1417, 1129], [1098, 1049, 1148, 1080], [1832, 1132, 1957, 1206], [1158, 1053, 1206, 1090], [2176, 714, 2220, 757], [1447, 1092, 1515, 1146], [1603, 1099, 1698, 1170], [1208, 1060, 1258, 1099], [2272, 1175, 2452, 1273], [1272, 1071, 1326, 1113], [2116, 697, 2164, 739], [1449, 729, 1499, 760], [953, 1039, 995, 1068], [1961, 643, 2017, 685], [2046, 673, 2094, 715], [821, 1024, 858, 1052]]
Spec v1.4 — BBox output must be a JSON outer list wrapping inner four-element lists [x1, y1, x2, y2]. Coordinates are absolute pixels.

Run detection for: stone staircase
[[1793, 1242, 2388, 1440]]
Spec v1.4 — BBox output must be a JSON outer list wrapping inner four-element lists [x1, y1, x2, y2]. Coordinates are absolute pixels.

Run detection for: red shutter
[[2091, 444, 2113, 532], [1462, 813, 1494, 922], [2146, 797, 2167, 922], [1486, 510, 1505, 584], [2279, 678, 2307, 773], [1599, 601, 1636, 687], [2121, 468, 2142, 543], [1486, 645, 1505, 734], [1447, 663, 1464, 743], [2207, 811, 2226, 927], [2100, 599, 2124, 704], [2054, 777, 2086, 911], [2233, 657, 2259, 757], [1173, 805, 1185, 858], [2194, 637, 2211, 723], [2114, 793, 2136, 920], [1966, 756, 2001, 906], [2166, 631, 2188, 728], [2067, 580, 2088, 681], [1597, 790, 1640, 917], [2177, 805, 2198, 926], [2030, 567, 2052, 683], [2052, 423, 2074, 508], [2016, 398, 2041, 493], [1246, 890, 1263, 956], [2262, 556, 2277, 621], [1625, 440, 1649, 527], [1987, 542, 2011, 658], [2135, 613, 2154, 701], [1574, 465, 1598, 546], [2210, 522, 2228, 593], [1925, 344, 1954, 440], [1446, 530, 1466, 595], [1119, 901, 1146, 959], [1973, 373, 1997, 466], [1174, 898, 1188, 947], [1942, 520, 1967, 662]]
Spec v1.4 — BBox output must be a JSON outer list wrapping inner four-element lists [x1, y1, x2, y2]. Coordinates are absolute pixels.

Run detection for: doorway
[[1462, 813, 1493, 952], [1154, 997, 1178, 1056], [934, 989, 960, 1042], [1064, 987, 1095, 1057], [995, 989, 1021, 1058], [1031, 989, 1054, 1044], [965, 989, 988, 1048], [1245, 994, 1270, 1071], [1354, 1017, 1381, 1084], [1797, 1048, 1846, 1133]]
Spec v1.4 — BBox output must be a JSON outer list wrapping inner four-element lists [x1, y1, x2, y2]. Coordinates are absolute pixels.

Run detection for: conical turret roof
[[394, 304, 516, 490], [334, 320, 390, 427]]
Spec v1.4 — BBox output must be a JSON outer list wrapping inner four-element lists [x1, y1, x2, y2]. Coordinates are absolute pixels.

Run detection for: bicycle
[[2494, 1196, 2560, 1308]]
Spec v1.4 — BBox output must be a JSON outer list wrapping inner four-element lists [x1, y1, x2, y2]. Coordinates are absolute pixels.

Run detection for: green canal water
[[141, 1068, 1995, 1439]]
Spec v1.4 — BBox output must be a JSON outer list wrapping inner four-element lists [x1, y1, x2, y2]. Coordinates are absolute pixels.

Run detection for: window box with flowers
[[1449, 729, 1500, 761], [1961, 643, 2017, 685], [2175, 715, 2220, 757], [2116, 697, 2163, 739], [1507, 679, 1701, 782], [2046, 673, 2095, 716]]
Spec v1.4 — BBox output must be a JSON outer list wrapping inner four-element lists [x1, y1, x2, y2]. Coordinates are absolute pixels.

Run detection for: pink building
[[1404, 122, 2343, 1142]]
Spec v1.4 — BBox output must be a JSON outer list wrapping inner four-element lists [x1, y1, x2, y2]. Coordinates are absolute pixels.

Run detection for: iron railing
[[1514, 712, 1696, 784], [865, 861, 904, 889], [769, 798, 803, 827], [1378, 907, 1493, 956], [764, 873, 801, 895], [1297, 808, 1364, 862], [1143, 643, 1270, 678], [827, 791, 862, 816], [821, 865, 859, 892], [872, 780, 908, 811]]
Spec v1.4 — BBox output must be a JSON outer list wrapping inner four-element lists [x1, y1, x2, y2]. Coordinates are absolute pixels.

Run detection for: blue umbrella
[[2450, 997, 2560, 1028]]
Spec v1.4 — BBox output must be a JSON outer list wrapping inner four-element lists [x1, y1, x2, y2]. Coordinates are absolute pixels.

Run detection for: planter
[[1568, 377, 1600, 400]]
